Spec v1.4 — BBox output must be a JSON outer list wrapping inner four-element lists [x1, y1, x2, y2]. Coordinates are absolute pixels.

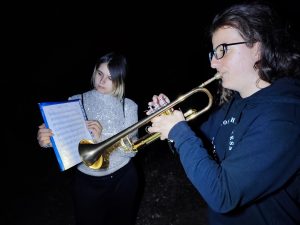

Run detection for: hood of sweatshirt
[[211, 77, 300, 161], [222, 77, 300, 124], [246, 77, 300, 105]]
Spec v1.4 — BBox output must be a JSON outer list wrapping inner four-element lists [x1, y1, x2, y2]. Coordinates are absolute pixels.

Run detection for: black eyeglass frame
[[209, 41, 248, 62]]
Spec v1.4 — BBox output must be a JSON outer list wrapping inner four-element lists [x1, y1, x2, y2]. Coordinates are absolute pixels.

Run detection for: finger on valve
[[146, 94, 170, 115]]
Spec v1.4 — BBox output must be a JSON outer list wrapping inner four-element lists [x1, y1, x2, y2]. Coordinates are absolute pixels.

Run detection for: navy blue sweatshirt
[[169, 77, 300, 225]]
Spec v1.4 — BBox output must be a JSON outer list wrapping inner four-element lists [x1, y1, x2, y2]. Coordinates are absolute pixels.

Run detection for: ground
[[6, 141, 208, 225], [135, 142, 209, 225]]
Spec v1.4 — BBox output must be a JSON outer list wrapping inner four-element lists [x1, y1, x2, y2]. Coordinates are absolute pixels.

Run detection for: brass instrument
[[79, 73, 222, 169]]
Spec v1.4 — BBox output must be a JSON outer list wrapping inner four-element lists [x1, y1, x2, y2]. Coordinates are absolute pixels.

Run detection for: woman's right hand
[[37, 123, 53, 148]]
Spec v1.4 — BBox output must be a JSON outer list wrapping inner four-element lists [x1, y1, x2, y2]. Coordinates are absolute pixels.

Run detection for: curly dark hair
[[210, 1, 300, 104]]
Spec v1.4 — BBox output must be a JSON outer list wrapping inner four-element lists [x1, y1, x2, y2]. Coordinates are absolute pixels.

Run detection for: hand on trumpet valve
[[148, 109, 185, 140], [146, 93, 170, 115]]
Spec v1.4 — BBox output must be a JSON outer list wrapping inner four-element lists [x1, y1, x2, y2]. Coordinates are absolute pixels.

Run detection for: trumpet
[[78, 73, 222, 169]]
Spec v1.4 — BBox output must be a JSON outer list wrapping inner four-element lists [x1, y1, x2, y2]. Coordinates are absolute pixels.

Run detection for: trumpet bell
[[78, 139, 105, 169], [89, 155, 104, 169]]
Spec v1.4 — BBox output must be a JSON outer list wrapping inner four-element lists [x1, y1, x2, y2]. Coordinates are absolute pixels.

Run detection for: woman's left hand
[[86, 120, 103, 143]]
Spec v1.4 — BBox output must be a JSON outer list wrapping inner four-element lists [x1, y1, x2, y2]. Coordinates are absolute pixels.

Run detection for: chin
[[95, 88, 104, 93], [220, 78, 232, 90]]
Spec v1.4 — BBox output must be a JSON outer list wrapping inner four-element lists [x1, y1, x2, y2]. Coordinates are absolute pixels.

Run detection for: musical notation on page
[[38, 99, 93, 171]]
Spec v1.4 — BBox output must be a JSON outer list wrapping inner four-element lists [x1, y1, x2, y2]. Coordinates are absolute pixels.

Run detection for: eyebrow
[[97, 69, 112, 78]]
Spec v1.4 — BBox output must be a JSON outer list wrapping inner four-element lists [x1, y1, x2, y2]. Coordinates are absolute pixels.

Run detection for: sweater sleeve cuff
[[169, 121, 199, 151], [169, 121, 192, 138]]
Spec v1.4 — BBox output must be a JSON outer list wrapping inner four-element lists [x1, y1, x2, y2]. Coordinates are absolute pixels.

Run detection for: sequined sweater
[[69, 89, 138, 177]]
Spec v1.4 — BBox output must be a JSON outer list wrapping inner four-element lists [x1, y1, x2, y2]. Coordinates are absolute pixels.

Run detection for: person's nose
[[210, 56, 220, 69], [100, 75, 107, 84]]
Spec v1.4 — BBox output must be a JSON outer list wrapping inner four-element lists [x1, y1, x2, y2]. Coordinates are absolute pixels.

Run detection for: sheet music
[[38, 99, 93, 171]]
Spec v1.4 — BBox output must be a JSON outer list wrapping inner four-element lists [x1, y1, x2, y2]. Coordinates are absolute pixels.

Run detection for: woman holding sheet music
[[37, 52, 140, 225]]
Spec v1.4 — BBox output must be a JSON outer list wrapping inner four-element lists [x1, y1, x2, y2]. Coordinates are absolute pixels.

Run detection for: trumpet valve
[[184, 109, 197, 117], [120, 136, 136, 152]]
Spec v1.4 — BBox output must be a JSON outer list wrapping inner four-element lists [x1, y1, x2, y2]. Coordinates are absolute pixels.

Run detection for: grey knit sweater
[[69, 89, 138, 176]]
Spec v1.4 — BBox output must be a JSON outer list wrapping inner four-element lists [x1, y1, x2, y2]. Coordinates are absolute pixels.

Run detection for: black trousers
[[72, 160, 139, 225]]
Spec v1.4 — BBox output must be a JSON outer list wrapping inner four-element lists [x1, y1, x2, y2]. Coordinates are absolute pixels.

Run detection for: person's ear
[[252, 42, 261, 61]]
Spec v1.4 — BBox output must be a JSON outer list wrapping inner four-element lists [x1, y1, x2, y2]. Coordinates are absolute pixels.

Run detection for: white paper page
[[39, 100, 93, 171]]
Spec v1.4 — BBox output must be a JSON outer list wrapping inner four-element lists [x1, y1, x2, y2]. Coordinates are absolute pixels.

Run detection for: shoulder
[[256, 102, 299, 123], [68, 90, 92, 101], [124, 98, 138, 113], [68, 94, 81, 101], [124, 98, 138, 108]]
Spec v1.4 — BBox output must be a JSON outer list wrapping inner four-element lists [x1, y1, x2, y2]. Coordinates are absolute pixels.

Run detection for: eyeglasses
[[209, 42, 248, 62]]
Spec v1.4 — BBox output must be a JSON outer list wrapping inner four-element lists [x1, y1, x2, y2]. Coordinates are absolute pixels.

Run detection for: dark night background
[[3, 1, 299, 224]]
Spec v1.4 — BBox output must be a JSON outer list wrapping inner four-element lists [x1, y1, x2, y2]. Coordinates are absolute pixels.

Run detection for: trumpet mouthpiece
[[215, 72, 222, 79]]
